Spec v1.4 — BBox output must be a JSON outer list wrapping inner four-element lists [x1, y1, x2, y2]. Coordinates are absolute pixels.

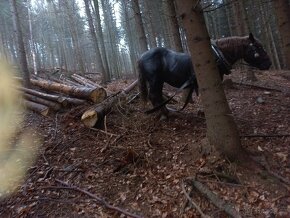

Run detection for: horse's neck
[[216, 38, 247, 65]]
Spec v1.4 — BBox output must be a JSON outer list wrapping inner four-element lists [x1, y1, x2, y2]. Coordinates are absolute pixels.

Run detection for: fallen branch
[[185, 177, 242, 218], [240, 134, 290, 138], [181, 181, 210, 218], [261, 157, 290, 186], [233, 81, 282, 92], [52, 77, 81, 87], [55, 179, 143, 218], [71, 74, 103, 89], [81, 79, 138, 129]]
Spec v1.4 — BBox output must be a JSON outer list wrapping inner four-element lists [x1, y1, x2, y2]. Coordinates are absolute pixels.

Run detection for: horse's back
[[138, 47, 194, 87], [138, 47, 169, 73]]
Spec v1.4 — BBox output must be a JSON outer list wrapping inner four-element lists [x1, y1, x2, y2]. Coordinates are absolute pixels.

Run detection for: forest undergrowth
[[1, 69, 289, 217]]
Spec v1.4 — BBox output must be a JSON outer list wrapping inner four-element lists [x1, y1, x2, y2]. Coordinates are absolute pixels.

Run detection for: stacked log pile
[[17, 74, 138, 129]]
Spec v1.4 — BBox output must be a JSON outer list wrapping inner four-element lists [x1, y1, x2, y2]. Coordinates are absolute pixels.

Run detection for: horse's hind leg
[[148, 82, 169, 119]]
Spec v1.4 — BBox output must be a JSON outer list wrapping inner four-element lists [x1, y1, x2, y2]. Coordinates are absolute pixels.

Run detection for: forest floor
[[1, 69, 290, 217]]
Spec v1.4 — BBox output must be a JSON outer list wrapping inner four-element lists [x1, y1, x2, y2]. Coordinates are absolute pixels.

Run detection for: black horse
[[138, 33, 271, 118]]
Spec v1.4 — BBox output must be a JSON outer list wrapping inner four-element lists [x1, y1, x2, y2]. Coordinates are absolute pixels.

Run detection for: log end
[[24, 100, 50, 117], [81, 110, 98, 128], [90, 88, 107, 103], [58, 97, 68, 107], [41, 108, 50, 116]]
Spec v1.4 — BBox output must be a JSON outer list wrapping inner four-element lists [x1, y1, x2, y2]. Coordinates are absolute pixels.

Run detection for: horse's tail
[[138, 59, 148, 102]]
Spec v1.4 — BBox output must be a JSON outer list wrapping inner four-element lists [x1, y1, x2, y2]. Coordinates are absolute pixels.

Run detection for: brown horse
[[138, 33, 272, 117]]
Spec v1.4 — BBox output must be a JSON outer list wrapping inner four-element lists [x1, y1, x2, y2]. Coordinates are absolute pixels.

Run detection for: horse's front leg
[[148, 82, 169, 120]]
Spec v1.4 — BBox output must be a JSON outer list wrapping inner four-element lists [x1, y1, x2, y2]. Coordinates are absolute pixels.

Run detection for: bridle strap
[[211, 42, 232, 74]]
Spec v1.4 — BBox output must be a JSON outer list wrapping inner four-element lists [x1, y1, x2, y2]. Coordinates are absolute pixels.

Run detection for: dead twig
[[181, 180, 210, 218], [42, 167, 53, 180], [89, 128, 119, 137], [272, 194, 290, 203], [257, 155, 290, 186], [185, 177, 242, 218], [240, 134, 290, 138], [127, 92, 140, 104], [233, 81, 282, 92], [104, 115, 108, 133], [198, 179, 246, 187], [55, 179, 143, 218]]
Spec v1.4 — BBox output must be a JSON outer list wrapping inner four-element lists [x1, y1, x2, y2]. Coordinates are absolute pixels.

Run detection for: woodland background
[[1, 0, 290, 83], [0, 0, 290, 217]]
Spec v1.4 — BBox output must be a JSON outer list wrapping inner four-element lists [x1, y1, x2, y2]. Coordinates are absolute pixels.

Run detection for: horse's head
[[243, 33, 272, 70]]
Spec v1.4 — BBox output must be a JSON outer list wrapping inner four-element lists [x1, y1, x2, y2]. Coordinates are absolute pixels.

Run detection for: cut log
[[71, 74, 97, 88], [24, 99, 50, 116], [23, 93, 62, 111], [30, 78, 106, 103], [81, 79, 138, 128], [19, 86, 68, 107], [65, 97, 87, 105], [52, 77, 81, 87], [62, 78, 83, 87]]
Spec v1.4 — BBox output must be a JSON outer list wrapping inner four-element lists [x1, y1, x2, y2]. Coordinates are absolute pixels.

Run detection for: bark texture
[[273, 0, 290, 69], [9, 0, 30, 87], [24, 99, 50, 116], [30, 78, 106, 103], [175, 1, 245, 161], [132, 0, 148, 53]]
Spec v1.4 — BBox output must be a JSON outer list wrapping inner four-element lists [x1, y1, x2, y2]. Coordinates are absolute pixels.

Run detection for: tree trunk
[[30, 78, 106, 103], [132, 0, 148, 53], [273, 0, 290, 69], [233, 1, 248, 35], [9, 0, 30, 87], [92, 0, 110, 79], [175, 1, 246, 161], [83, 0, 108, 82], [121, 2, 138, 75], [166, 0, 183, 52], [62, 0, 86, 74]]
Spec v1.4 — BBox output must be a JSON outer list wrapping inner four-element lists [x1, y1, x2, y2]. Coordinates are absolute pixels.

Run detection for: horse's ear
[[249, 33, 255, 42]]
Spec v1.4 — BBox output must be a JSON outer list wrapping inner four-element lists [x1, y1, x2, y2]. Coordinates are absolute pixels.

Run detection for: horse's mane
[[215, 36, 250, 64]]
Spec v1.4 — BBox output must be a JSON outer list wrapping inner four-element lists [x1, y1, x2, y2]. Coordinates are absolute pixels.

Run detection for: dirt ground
[[1, 69, 290, 217]]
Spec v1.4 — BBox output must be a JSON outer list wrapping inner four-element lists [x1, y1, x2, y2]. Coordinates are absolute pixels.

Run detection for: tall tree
[[92, 0, 110, 78], [175, 0, 246, 160], [165, 0, 183, 51], [62, 0, 86, 74], [101, 0, 121, 78], [9, 0, 30, 87], [273, 0, 290, 69], [131, 0, 148, 53], [232, 0, 248, 35], [83, 0, 109, 82], [120, 2, 138, 74]]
